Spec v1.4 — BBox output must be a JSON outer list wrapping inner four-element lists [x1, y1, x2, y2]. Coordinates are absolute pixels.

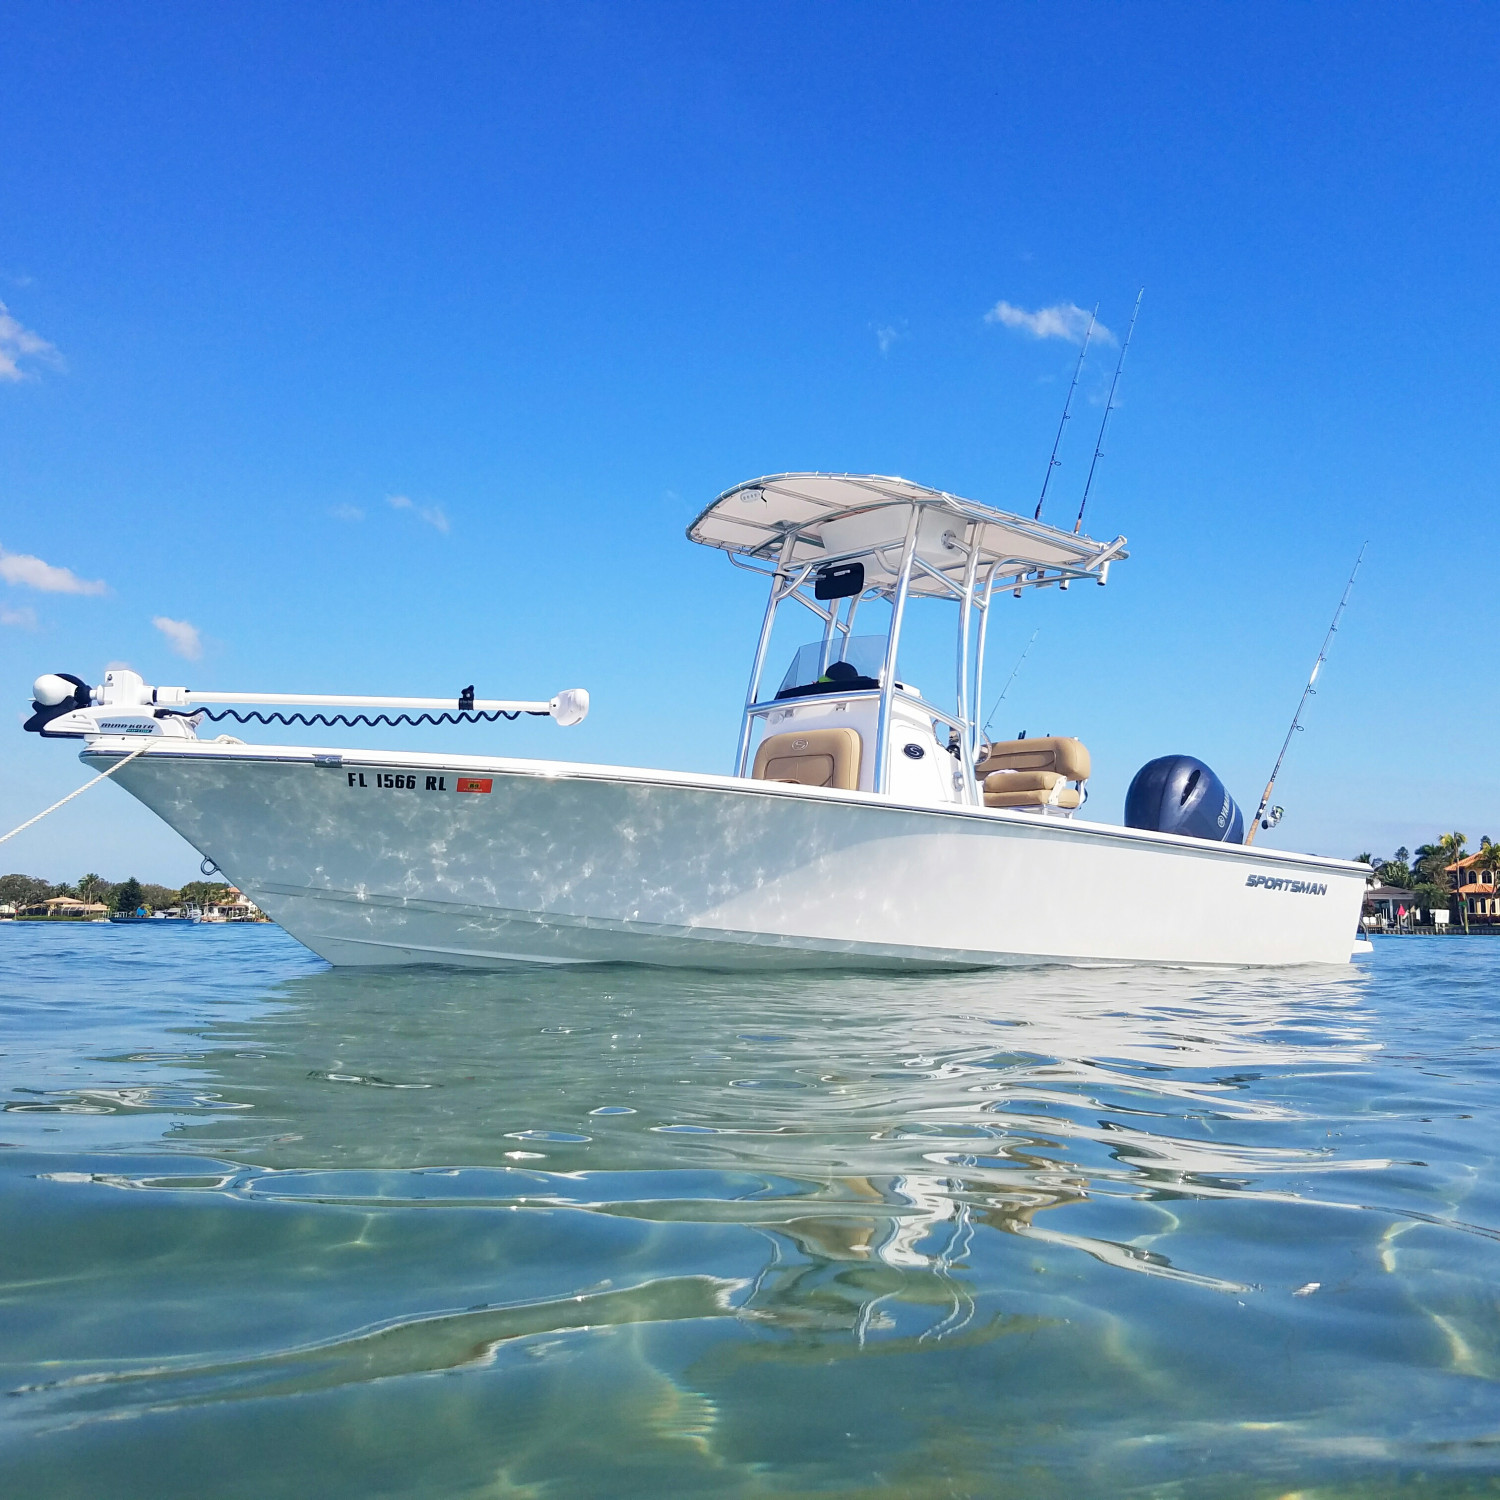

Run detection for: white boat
[[25, 473, 1366, 969]]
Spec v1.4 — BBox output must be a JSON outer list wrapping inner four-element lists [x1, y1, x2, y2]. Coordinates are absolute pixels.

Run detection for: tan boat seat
[[752, 727, 862, 791], [985, 779, 1084, 810], [978, 736, 1089, 811]]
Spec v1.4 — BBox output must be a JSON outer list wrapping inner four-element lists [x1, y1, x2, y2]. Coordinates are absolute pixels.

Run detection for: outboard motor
[[1124, 755, 1245, 844]]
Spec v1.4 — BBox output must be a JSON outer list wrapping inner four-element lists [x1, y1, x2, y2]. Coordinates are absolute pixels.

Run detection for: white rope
[[0, 743, 153, 848]]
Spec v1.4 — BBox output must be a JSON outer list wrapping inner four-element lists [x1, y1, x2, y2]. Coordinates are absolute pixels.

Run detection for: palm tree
[[1438, 831, 1469, 933], [1411, 843, 1449, 907], [1476, 839, 1500, 923], [77, 873, 106, 905]]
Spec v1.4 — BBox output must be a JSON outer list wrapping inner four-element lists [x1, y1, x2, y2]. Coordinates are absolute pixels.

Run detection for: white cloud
[[152, 616, 203, 660], [985, 300, 1114, 345], [876, 325, 900, 355], [388, 494, 450, 533], [0, 545, 106, 594], [0, 301, 64, 382], [0, 603, 37, 629], [331, 503, 365, 522]]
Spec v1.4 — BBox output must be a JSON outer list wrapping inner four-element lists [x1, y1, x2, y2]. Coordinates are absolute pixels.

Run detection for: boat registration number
[[344, 772, 491, 794]]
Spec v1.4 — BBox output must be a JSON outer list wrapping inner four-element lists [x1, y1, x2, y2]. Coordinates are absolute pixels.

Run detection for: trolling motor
[[24, 669, 590, 739]]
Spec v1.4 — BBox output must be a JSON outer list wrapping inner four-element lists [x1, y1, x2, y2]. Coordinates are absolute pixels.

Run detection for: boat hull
[[88, 743, 1367, 970]]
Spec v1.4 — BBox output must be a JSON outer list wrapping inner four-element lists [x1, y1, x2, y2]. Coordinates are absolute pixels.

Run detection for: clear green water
[[3, 925, 1500, 1497]]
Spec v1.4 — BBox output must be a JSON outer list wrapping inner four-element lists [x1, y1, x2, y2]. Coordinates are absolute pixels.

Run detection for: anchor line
[[0, 741, 153, 847]]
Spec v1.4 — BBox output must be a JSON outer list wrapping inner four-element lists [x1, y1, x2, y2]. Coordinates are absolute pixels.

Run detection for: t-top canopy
[[687, 473, 1126, 597]]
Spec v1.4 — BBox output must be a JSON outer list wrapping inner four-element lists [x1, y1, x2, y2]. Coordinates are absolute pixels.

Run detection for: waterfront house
[[1447, 853, 1500, 920], [1364, 884, 1419, 928], [200, 887, 266, 922], [29, 896, 110, 919]]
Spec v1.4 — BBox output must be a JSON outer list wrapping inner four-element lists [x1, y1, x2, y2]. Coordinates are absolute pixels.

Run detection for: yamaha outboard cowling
[[1124, 755, 1245, 843]]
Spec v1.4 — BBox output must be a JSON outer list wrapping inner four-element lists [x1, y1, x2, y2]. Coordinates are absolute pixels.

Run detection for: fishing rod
[[982, 629, 1040, 741], [1034, 306, 1097, 522], [1244, 543, 1366, 845], [1074, 287, 1144, 535]]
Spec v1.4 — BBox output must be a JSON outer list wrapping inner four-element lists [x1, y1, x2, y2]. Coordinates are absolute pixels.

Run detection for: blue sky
[[2, 2, 1496, 883]]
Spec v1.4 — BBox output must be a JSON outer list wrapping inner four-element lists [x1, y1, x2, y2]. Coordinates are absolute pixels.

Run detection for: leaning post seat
[[751, 727, 862, 790], [977, 736, 1090, 811]]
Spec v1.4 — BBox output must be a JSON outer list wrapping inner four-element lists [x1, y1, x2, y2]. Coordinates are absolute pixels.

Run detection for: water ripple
[[5, 925, 1500, 1496]]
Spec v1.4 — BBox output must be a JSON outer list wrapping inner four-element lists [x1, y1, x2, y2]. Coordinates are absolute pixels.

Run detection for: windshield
[[776, 635, 886, 696]]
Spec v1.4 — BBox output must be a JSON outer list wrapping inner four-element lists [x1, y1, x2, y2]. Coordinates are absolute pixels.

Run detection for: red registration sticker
[[455, 777, 493, 795]]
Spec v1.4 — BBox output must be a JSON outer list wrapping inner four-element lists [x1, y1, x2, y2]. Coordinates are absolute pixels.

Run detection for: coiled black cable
[[190, 707, 547, 730]]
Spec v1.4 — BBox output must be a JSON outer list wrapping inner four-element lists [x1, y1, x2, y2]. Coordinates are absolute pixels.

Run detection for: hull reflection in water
[[6, 928, 1500, 1499]]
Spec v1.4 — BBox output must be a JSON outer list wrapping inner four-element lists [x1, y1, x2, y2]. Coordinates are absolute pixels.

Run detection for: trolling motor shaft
[[25, 668, 590, 738]]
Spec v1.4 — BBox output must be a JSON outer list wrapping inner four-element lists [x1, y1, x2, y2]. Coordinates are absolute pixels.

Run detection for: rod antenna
[[982, 629, 1040, 739], [1244, 543, 1366, 845], [1074, 287, 1144, 535], [1034, 306, 1097, 522]]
